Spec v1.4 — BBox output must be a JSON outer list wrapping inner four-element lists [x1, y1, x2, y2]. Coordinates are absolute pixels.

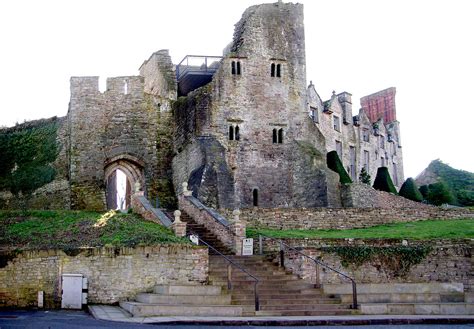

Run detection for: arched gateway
[[104, 155, 145, 210]]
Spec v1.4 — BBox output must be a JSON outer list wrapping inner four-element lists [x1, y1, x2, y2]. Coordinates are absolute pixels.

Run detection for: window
[[362, 128, 370, 142], [270, 63, 281, 77], [229, 126, 234, 140], [393, 163, 398, 186], [229, 125, 240, 141], [252, 189, 259, 207], [231, 61, 241, 75], [336, 140, 342, 159], [310, 106, 318, 123], [364, 150, 370, 171], [381, 157, 385, 167], [333, 116, 341, 132], [278, 128, 283, 143], [235, 125, 240, 141], [349, 146, 356, 180], [380, 135, 385, 149], [273, 128, 283, 144], [123, 80, 128, 95]]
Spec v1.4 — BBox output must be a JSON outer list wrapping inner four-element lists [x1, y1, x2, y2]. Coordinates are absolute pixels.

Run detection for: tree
[[419, 185, 429, 199], [399, 178, 423, 202], [426, 181, 455, 206], [326, 151, 352, 184], [373, 167, 397, 194], [359, 167, 371, 184]]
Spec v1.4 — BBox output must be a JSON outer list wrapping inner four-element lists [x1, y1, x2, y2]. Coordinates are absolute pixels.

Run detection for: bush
[[359, 167, 371, 184], [373, 167, 397, 194], [326, 151, 352, 184], [419, 185, 429, 199], [426, 181, 455, 206], [399, 178, 423, 202]]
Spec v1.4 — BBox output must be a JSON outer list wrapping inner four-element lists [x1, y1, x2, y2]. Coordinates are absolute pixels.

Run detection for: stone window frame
[[333, 115, 341, 132], [270, 63, 281, 78], [335, 140, 342, 159], [310, 106, 319, 123], [252, 188, 259, 207], [272, 128, 284, 144], [228, 125, 240, 141], [363, 150, 370, 171], [231, 61, 241, 75], [380, 135, 385, 149], [362, 128, 370, 142]]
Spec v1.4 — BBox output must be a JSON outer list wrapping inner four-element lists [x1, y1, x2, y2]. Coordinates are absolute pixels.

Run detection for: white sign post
[[242, 238, 254, 256]]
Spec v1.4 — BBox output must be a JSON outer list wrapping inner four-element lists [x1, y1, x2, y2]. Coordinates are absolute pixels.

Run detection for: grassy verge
[[0, 210, 187, 250], [247, 218, 474, 240]]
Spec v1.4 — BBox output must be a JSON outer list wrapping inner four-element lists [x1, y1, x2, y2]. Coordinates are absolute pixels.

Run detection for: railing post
[[315, 263, 321, 288], [259, 235, 263, 255], [279, 241, 284, 268], [227, 264, 232, 291], [254, 282, 260, 311], [351, 280, 358, 309]]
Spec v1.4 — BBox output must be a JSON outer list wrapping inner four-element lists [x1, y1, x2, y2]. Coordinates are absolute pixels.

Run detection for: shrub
[[373, 167, 397, 194], [426, 181, 455, 206], [326, 151, 352, 184], [399, 178, 423, 202], [359, 167, 371, 184], [419, 185, 429, 199]]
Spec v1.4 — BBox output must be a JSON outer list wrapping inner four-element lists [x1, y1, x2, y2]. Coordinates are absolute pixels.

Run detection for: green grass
[[247, 218, 474, 240], [0, 210, 187, 250]]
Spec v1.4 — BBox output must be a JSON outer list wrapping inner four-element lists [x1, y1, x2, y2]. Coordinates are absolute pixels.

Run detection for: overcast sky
[[1, 0, 473, 178]]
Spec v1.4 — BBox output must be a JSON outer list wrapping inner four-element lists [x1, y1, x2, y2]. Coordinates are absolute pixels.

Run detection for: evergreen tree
[[326, 151, 352, 184], [426, 181, 455, 206], [399, 178, 423, 202], [359, 167, 371, 184], [373, 167, 397, 194]]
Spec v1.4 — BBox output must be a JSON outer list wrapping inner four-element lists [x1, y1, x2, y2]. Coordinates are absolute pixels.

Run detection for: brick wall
[[260, 239, 472, 286], [0, 245, 207, 308], [233, 206, 473, 230]]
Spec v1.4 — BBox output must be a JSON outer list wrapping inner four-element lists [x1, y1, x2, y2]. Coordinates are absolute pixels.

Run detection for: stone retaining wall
[[0, 245, 207, 308], [233, 207, 473, 230], [260, 239, 472, 287]]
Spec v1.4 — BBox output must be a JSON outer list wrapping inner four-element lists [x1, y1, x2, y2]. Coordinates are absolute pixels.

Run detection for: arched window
[[272, 128, 277, 143], [236, 61, 241, 75], [235, 125, 240, 141], [231, 61, 236, 75], [229, 126, 234, 140], [278, 128, 283, 144], [123, 80, 128, 95], [276, 64, 281, 77], [271, 63, 275, 77], [252, 189, 259, 207]]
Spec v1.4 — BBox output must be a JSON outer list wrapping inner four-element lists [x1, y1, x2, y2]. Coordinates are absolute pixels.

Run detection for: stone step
[[260, 303, 348, 311], [120, 301, 243, 317], [231, 292, 326, 300], [232, 298, 341, 305], [136, 293, 231, 305], [465, 292, 474, 303], [255, 309, 356, 316], [361, 302, 474, 315], [340, 292, 465, 304], [153, 284, 221, 296]]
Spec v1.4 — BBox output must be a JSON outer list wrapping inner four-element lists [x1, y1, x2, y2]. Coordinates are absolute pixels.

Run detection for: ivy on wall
[[323, 245, 433, 277], [0, 119, 59, 196]]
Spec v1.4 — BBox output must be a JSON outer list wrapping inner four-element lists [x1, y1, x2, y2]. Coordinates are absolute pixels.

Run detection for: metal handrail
[[176, 55, 223, 81], [188, 232, 260, 311], [258, 235, 358, 309]]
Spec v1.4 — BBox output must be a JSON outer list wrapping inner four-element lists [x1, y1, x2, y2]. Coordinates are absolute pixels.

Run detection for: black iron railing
[[258, 235, 358, 309], [176, 55, 223, 81], [188, 233, 260, 311]]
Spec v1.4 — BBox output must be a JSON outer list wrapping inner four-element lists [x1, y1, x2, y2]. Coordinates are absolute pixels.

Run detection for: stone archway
[[104, 156, 145, 210]]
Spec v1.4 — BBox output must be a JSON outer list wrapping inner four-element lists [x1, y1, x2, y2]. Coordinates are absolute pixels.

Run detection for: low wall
[[0, 245, 208, 308], [231, 207, 473, 230], [260, 239, 472, 287], [341, 183, 431, 208]]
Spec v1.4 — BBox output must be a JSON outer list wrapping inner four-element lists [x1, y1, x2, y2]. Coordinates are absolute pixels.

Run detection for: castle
[[0, 2, 403, 211]]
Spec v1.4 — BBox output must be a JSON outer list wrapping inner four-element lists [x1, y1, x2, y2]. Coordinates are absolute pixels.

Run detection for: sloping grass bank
[[247, 218, 474, 240], [0, 210, 186, 250]]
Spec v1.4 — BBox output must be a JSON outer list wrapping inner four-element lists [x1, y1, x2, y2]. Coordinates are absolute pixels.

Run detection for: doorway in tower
[[106, 169, 131, 211]]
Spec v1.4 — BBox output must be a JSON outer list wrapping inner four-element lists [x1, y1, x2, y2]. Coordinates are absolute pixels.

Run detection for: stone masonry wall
[[340, 183, 432, 208], [261, 239, 472, 286], [232, 206, 473, 230], [0, 245, 208, 308]]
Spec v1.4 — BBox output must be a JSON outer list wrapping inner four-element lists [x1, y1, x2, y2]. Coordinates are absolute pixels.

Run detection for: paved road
[[0, 310, 473, 329]]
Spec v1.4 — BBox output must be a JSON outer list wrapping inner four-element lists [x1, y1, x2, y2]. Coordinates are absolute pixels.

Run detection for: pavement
[[88, 305, 474, 326]]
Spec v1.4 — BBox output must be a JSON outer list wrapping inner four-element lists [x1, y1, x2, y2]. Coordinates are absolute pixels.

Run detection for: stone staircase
[[120, 284, 243, 317], [209, 255, 354, 316]]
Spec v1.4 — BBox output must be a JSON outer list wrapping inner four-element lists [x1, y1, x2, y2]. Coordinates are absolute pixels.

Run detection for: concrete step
[[361, 302, 474, 315], [340, 292, 465, 304], [255, 309, 356, 316], [232, 298, 340, 305], [136, 293, 231, 305], [120, 301, 243, 317], [260, 303, 348, 311], [153, 284, 221, 296]]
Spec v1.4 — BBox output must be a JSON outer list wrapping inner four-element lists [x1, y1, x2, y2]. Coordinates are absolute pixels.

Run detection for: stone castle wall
[[261, 239, 472, 286], [233, 206, 473, 230], [0, 246, 207, 308]]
